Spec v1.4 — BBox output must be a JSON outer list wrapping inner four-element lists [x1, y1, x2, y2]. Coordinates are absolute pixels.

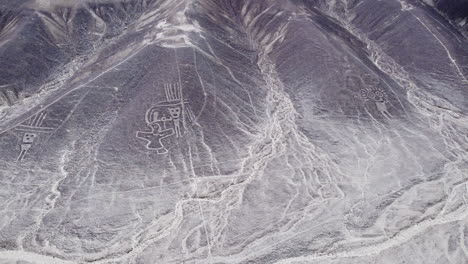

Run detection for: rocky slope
[[422, 0, 468, 35], [0, 0, 467, 263]]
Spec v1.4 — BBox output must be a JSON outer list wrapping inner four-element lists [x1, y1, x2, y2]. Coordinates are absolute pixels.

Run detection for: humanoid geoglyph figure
[[361, 84, 391, 118], [15, 111, 55, 161], [136, 123, 174, 154], [17, 133, 36, 161], [136, 83, 195, 154]]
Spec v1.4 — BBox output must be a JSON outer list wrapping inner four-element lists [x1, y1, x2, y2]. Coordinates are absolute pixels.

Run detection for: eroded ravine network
[[2, 1, 468, 264]]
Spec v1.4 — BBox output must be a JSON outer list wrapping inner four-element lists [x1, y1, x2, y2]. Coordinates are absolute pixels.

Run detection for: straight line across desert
[[0, 0, 467, 263]]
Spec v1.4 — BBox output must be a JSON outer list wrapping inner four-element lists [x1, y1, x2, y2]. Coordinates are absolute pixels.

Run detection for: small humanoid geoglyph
[[136, 123, 174, 154], [17, 133, 36, 161], [360, 86, 386, 103], [136, 83, 195, 154], [15, 111, 55, 161], [360, 77, 391, 118], [168, 107, 182, 138]]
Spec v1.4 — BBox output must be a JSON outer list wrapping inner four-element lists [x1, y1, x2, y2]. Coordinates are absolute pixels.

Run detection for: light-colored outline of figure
[[376, 101, 391, 118], [15, 112, 52, 162], [168, 107, 182, 138], [136, 82, 195, 153], [17, 133, 36, 161], [164, 83, 182, 101], [361, 86, 391, 118], [165, 83, 189, 132], [30, 112, 47, 127], [159, 82, 193, 129], [136, 123, 174, 154], [360, 86, 387, 103]]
